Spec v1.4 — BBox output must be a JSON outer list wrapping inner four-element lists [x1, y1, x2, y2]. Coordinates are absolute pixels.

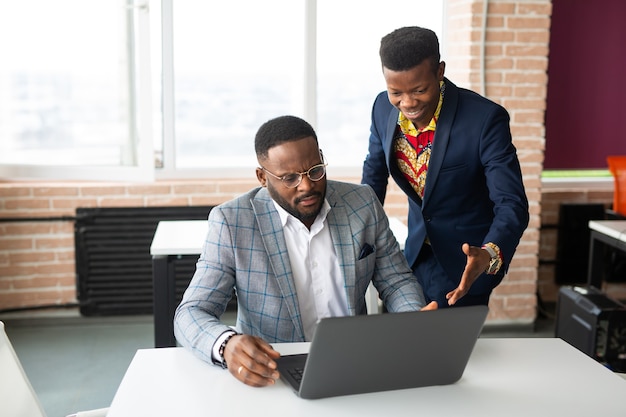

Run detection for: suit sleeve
[[362, 92, 392, 204], [479, 105, 529, 269], [174, 207, 237, 364]]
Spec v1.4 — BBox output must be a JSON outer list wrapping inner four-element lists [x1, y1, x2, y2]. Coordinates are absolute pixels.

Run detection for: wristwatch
[[482, 242, 503, 275]]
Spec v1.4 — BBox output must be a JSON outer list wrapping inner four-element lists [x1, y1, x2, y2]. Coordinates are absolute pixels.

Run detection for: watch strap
[[482, 242, 503, 275]]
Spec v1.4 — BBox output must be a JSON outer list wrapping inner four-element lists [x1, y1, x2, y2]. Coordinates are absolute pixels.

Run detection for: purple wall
[[544, 0, 626, 169]]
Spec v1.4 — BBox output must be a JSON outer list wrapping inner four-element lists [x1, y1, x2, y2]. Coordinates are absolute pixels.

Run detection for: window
[[162, 0, 443, 177], [0, 0, 443, 181], [0, 0, 154, 181], [162, 0, 305, 173]]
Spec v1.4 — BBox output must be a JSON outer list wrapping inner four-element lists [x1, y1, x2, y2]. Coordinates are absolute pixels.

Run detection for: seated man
[[174, 115, 436, 387]]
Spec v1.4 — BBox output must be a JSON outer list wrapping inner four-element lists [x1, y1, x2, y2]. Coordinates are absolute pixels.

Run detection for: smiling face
[[256, 136, 326, 229], [383, 60, 445, 130]]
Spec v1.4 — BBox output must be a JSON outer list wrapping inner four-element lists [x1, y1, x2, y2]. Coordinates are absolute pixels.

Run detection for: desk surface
[[150, 220, 208, 256], [106, 338, 626, 417], [589, 220, 626, 242], [150, 217, 408, 256]]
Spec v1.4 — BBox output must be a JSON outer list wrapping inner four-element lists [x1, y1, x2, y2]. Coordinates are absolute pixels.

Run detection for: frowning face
[[256, 136, 326, 229]]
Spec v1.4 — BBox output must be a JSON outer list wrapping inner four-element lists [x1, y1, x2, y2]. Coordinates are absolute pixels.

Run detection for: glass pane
[[317, 0, 444, 167], [0, 0, 134, 166], [172, 0, 304, 169]]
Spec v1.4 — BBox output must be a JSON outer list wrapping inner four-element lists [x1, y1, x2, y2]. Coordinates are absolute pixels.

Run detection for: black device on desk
[[555, 286, 626, 372]]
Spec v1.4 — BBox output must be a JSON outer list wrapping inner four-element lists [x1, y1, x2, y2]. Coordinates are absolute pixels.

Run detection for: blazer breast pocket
[[358, 243, 375, 260]]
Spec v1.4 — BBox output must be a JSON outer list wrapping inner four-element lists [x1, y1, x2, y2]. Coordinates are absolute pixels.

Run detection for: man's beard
[[266, 183, 326, 224]]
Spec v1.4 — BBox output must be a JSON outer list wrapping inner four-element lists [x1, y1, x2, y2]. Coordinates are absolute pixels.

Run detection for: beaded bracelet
[[218, 331, 237, 369]]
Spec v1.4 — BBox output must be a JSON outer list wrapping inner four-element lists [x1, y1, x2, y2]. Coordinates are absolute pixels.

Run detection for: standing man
[[175, 115, 436, 388], [362, 26, 529, 308]]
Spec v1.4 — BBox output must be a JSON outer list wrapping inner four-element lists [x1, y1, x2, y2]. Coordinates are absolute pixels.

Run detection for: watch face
[[487, 256, 501, 275]]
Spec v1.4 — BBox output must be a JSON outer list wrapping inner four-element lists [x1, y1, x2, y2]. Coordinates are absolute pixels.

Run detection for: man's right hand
[[223, 334, 281, 387]]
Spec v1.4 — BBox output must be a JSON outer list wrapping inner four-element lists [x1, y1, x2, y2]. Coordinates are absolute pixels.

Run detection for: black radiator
[[75, 206, 213, 316]]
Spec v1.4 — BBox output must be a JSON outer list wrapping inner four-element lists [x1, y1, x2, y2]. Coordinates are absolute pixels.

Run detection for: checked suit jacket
[[174, 180, 426, 364]]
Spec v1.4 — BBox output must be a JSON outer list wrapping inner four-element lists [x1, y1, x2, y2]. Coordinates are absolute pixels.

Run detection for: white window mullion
[[158, 0, 176, 173], [303, 0, 317, 129], [129, 0, 155, 180]]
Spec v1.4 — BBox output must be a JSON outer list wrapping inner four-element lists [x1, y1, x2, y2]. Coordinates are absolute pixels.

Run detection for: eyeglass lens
[[283, 164, 326, 187]]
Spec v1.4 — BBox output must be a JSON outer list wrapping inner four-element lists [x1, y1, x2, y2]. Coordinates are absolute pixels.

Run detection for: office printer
[[556, 286, 626, 372]]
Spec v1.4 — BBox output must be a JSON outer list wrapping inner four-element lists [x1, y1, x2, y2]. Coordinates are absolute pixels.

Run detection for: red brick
[[0, 238, 34, 251], [80, 186, 127, 196], [507, 16, 551, 30], [33, 187, 80, 197]]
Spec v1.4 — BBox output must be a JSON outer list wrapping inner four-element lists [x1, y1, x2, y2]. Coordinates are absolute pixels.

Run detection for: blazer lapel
[[325, 185, 358, 315], [251, 189, 306, 340], [384, 109, 399, 167], [423, 78, 457, 206]]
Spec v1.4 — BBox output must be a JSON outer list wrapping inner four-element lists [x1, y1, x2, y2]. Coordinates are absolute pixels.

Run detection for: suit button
[[424, 216, 431, 222]]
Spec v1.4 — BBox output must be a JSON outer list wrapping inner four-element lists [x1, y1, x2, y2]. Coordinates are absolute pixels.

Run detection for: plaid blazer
[[174, 180, 426, 364]]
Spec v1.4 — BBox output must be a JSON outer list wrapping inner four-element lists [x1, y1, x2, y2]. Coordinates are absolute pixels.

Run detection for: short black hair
[[254, 115, 318, 160], [379, 26, 440, 74]]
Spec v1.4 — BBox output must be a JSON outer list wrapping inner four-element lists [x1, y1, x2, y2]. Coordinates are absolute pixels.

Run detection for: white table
[[150, 218, 408, 347], [106, 338, 626, 417], [587, 220, 626, 288]]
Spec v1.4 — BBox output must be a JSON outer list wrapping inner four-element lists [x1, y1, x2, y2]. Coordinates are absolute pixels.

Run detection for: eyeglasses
[[261, 163, 328, 188]]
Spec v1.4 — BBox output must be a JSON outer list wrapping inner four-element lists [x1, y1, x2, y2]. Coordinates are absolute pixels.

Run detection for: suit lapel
[[385, 109, 399, 166], [423, 78, 457, 206], [251, 189, 306, 340], [325, 184, 358, 315]]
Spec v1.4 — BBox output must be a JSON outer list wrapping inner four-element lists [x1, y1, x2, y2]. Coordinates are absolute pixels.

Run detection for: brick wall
[[442, 0, 551, 322], [3, 178, 624, 317], [0, 1, 560, 324], [0, 177, 379, 312], [0, 179, 264, 311]]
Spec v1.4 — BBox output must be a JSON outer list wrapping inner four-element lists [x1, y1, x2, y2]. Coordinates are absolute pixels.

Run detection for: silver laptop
[[276, 305, 488, 399]]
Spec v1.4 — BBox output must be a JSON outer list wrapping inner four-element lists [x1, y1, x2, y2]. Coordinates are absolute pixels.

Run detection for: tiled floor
[[2, 307, 556, 417]]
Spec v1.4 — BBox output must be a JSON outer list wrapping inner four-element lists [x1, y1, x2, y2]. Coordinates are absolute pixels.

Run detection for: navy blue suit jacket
[[362, 78, 529, 297]]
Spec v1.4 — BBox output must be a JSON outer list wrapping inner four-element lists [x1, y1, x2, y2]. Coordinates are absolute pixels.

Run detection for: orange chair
[[607, 155, 626, 217]]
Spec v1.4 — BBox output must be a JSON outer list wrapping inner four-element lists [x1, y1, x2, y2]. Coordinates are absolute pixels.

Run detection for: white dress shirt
[[274, 199, 349, 340]]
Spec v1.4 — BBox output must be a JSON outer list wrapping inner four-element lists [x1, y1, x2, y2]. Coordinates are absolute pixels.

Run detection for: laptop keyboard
[[287, 367, 305, 383]]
